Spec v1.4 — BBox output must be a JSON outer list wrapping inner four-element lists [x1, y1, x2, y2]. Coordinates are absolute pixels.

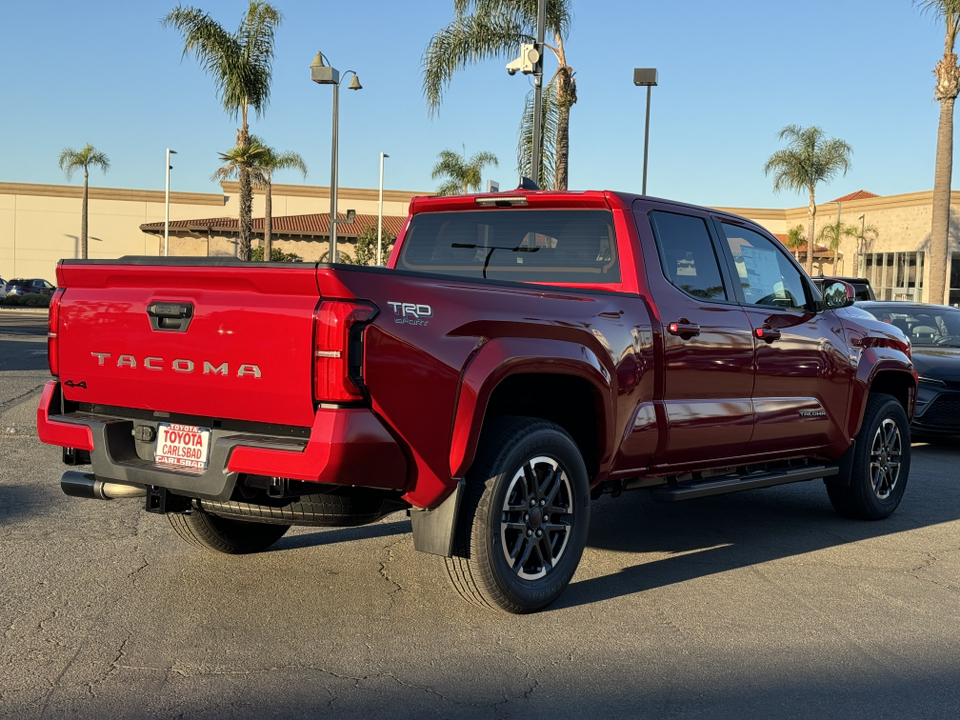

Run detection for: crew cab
[[37, 189, 916, 613]]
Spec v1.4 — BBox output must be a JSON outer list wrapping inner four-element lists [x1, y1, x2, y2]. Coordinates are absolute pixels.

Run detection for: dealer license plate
[[155, 423, 212, 470]]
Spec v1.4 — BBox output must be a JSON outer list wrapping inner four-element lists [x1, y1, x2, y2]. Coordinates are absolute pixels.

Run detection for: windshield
[[858, 304, 960, 347]]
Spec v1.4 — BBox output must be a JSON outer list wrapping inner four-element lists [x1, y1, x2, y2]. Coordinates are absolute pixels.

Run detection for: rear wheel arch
[[487, 373, 606, 477], [452, 369, 609, 483], [448, 341, 614, 482]]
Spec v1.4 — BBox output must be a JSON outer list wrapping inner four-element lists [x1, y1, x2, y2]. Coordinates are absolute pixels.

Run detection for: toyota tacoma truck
[[37, 189, 916, 614]]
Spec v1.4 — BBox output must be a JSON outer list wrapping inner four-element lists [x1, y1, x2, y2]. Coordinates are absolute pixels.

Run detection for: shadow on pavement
[[0, 482, 61, 524], [272, 517, 411, 551], [556, 443, 960, 610]]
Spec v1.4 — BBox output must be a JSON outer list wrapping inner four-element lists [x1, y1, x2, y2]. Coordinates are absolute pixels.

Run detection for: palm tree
[[423, 0, 574, 189], [211, 141, 268, 256], [162, 1, 282, 260], [431, 148, 499, 195], [249, 139, 307, 261], [785, 224, 806, 262], [915, 1, 960, 303], [764, 125, 853, 275], [818, 221, 860, 273], [58, 143, 110, 260]]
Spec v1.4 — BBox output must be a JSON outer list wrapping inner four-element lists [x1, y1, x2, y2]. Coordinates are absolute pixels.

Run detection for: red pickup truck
[[37, 189, 916, 613]]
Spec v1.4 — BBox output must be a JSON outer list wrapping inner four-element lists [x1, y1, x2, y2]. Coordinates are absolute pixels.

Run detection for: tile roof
[[140, 212, 406, 239], [772, 233, 832, 258], [829, 190, 879, 203]]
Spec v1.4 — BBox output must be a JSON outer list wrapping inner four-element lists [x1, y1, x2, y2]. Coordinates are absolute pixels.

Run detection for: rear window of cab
[[397, 209, 621, 284]]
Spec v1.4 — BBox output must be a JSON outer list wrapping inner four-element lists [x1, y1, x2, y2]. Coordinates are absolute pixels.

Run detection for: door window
[[720, 223, 809, 310], [649, 211, 728, 301]]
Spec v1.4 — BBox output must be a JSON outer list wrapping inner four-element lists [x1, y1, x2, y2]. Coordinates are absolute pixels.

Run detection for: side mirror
[[822, 280, 855, 309]]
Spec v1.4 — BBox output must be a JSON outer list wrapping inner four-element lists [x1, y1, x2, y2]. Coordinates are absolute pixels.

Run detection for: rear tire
[[445, 417, 590, 614], [827, 393, 910, 520], [167, 505, 290, 554]]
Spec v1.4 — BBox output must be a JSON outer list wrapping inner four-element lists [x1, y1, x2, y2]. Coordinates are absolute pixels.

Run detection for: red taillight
[[313, 300, 377, 402], [47, 288, 64, 377]]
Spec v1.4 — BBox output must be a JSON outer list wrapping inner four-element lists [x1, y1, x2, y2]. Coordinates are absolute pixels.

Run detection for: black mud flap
[[410, 480, 464, 557]]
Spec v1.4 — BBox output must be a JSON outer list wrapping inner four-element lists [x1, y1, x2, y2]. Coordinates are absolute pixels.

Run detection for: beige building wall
[[716, 191, 960, 303], [0, 183, 226, 282], [0, 181, 422, 283], [5, 180, 960, 304]]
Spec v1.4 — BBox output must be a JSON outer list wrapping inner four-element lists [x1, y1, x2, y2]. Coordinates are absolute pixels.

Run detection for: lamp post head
[[311, 51, 339, 85], [633, 68, 658, 87], [347, 74, 362, 90]]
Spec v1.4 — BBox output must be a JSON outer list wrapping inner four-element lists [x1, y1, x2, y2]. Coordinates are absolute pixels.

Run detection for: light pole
[[859, 214, 866, 276], [311, 51, 362, 263], [505, 0, 546, 186], [832, 200, 842, 273], [531, 0, 546, 187], [377, 152, 389, 266], [164, 148, 177, 256], [633, 68, 658, 195]]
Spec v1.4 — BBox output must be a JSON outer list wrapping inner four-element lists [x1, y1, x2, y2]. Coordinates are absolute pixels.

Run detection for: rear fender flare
[[448, 336, 614, 480]]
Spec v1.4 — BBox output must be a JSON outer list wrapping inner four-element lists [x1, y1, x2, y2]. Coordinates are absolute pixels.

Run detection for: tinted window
[[397, 210, 620, 284], [649, 211, 728, 301], [860, 304, 960, 347], [721, 223, 809, 310]]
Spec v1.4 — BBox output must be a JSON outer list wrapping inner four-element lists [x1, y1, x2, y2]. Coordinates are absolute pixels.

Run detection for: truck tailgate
[[55, 261, 320, 428]]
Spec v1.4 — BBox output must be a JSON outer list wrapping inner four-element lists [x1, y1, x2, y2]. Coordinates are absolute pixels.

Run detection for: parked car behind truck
[[37, 189, 916, 613], [855, 301, 960, 438]]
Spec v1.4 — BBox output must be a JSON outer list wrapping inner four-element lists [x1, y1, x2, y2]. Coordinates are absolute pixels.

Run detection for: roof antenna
[[516, 176, 540, 191]]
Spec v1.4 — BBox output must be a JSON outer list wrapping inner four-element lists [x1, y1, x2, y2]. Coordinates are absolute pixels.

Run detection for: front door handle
[[754, 326, 781, 342], [667, 320, 701, 338]]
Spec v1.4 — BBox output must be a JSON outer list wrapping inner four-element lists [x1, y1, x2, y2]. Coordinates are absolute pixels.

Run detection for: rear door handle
[[754, 326, 781, 342], [667, 320, 701, 338]]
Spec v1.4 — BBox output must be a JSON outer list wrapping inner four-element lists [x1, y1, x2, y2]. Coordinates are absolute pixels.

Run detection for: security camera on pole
[[506, 0, 546, 187]]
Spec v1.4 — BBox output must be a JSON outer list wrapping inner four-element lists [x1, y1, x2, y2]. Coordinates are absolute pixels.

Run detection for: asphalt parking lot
[[1, 309, 958, 719]]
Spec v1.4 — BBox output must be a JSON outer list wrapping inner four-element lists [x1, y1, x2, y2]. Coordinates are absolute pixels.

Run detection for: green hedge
[[0, 293, 52, 308]]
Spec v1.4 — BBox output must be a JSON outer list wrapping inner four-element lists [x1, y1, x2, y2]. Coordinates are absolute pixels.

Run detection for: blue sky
[[0, 0, 951, 209]]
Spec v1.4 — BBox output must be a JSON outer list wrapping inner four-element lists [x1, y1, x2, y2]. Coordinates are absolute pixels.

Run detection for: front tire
[[445, 417, 590, 614], [827, 393, 910, 520], [168, 505, 290, 554]]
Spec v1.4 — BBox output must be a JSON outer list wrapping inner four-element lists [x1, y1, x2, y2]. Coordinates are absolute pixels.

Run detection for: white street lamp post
[[164, 148, 177, 256], [311, 52, 362, 264], [377, 152, 389, 265]]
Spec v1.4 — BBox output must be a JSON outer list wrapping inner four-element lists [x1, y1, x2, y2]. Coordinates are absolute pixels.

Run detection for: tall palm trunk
[[237, 109, 253, 261], [553, 36, 576, 190], [806, 189, 817, 275], [264, 177, 273, 261], [554, 69, 574, 190], [929, 44, 960, 304], [81, 168, 89, 260]]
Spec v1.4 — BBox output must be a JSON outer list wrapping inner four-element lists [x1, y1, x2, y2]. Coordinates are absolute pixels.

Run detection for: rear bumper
[[36, 380, 409, 501]]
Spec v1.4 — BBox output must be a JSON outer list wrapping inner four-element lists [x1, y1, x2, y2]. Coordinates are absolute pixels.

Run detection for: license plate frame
[[155, 422, 212, 471]]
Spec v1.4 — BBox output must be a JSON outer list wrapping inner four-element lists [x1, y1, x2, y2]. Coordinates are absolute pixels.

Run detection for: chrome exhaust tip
[[61, 471, 146, 500]]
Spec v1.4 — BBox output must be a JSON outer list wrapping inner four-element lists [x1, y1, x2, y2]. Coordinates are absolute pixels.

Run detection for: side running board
[[651, 465, 839, 502]]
